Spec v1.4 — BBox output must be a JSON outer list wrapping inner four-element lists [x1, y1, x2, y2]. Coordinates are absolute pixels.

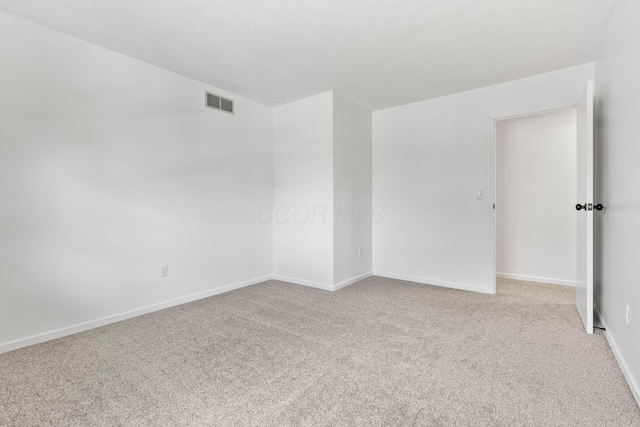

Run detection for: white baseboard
[[272, 274, 334, 291], [0, 275, 271, 355], [373, 271, 493, 294], [1, 272, 373, 355], [273, 272, 372, 292], [595, 305, 640, 408], [334, 272, 372, 291], [496, 272, 576, 287]]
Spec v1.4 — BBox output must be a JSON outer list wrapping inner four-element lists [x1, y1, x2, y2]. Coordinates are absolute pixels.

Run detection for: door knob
[[576, 203, 605, 211]]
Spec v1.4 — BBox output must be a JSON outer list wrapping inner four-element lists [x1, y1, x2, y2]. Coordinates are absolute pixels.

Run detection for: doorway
[[493, 108, 578, 291]]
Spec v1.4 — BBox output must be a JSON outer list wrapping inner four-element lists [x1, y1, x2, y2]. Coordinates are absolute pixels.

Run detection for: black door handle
[[576, 203, 605, 211]]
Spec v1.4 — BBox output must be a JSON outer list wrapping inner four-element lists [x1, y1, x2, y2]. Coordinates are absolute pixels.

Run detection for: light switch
[[477, 189, 484, 200]]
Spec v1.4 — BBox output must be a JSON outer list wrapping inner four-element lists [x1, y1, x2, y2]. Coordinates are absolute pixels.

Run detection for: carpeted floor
[[1, 277, 639, 426]]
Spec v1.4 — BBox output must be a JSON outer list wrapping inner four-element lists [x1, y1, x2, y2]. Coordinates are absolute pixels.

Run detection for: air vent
[[220, 97, 233, 113], [205, 91, 234, 114]]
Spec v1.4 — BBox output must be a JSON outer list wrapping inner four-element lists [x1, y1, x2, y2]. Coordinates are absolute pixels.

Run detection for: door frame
[[488, 104, 580, 294]]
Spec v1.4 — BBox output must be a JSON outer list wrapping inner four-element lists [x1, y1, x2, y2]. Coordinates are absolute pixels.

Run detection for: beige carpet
[[1, 277, 639, 426]]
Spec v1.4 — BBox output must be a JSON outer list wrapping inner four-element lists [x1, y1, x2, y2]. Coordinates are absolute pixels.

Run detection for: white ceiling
[[0, 0, 615, 110]]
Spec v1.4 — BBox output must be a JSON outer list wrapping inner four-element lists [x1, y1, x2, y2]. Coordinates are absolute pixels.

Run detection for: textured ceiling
[[0, 0, 615, 110]]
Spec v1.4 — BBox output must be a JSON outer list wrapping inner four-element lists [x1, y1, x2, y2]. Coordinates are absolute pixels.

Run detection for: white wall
[[0, 12, 273, 351], [273, 91, 373, 289], [373, 64, 594, 294], [496, 109, 577, 286], [333, 93, 373, 286], [595, 0, 640, 404], [272, 92, 335, 288]]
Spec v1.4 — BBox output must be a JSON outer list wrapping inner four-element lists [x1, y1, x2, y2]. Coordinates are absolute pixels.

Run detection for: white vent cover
[[205, 92, 234, 114]]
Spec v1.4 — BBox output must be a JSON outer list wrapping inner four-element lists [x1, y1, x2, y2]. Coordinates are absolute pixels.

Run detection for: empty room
[[1, 1, 639, 426]]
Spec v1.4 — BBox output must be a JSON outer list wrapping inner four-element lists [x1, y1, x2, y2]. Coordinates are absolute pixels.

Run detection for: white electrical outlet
[[161, 265, 169, 278], [624, 302, 630, 325], [359, 248, 363, 258]]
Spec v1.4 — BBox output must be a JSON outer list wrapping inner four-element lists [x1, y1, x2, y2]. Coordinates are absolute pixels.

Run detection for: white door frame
[[488, 104, 579, 294]]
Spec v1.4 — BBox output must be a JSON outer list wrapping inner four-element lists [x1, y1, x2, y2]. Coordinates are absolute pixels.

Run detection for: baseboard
[[373, 271, 493, 294], [0, 275, 271, 355], [0, 272, 371, 355], [333, 271, 372, 291], [272, 272, 372, 292], [595, 305, 640, 408], [272, 275, 334, 291], [496, 272, 576, 287]]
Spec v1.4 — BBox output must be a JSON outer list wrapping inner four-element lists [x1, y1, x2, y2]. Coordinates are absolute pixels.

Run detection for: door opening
[[490, 108, 578, 313], [489, 81, 604, 334], [495, 108, 578, 286]]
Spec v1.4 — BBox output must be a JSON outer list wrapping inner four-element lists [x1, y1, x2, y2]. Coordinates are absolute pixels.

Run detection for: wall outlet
[[161, 265, 169, 278], [624, 302, 630, 325], [359, 248, 363, 258]]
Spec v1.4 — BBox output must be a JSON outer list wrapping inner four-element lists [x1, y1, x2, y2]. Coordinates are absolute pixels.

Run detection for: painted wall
[[373, 64, 594, 294], [272, 92, 335, 288], [0, 12, 273, 351], [333, 93, 373, 286], [273, 91, 372, 289], [595, 0, 640, 404], [496, 109, 577, 286]]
